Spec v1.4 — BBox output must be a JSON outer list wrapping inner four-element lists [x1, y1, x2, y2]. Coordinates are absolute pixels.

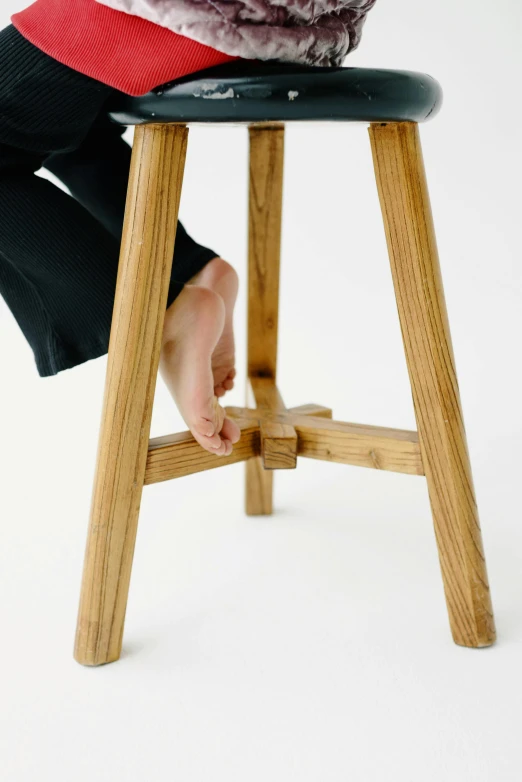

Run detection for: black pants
[[0, 25, 218, 377]]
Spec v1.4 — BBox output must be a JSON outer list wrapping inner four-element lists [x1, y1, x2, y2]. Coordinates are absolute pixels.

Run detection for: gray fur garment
[[96, 0, 377, 67]]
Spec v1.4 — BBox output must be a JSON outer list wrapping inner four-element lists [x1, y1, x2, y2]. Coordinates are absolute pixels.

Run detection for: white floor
[[1, 1, 522, 780]]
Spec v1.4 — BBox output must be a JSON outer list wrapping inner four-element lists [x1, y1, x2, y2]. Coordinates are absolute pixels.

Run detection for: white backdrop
[[1, 1, 521, 780]]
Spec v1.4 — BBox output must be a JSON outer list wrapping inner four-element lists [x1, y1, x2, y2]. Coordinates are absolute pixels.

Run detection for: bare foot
[[159, 283, 240, 456], [189, 258, 238, 399]]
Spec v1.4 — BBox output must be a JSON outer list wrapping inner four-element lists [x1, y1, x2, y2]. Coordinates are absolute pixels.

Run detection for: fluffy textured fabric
[[95, 0, 377, 67]]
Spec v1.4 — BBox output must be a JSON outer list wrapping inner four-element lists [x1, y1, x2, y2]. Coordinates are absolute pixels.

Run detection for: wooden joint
[[260, 418, 298, 470]]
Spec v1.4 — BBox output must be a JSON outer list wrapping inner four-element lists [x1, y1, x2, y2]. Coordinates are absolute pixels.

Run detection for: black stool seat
[[109, 62, 442, 126]]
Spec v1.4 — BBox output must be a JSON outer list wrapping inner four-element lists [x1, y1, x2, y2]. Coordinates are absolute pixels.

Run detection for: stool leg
[[369, 121, 495, 647], [74, 124, 188, 665], [245, 124, 285, 515]]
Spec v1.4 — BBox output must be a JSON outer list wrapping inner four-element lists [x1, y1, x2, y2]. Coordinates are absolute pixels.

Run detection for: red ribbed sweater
[[12, 0, 239, 96]]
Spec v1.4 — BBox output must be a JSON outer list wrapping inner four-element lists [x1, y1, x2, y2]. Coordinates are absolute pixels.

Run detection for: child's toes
[[222, 416, 241, 444], [193, 428, 222, 452], [209, 436, 231, 457], [221, 438, 233, 457], [222, 376, 234, 391]]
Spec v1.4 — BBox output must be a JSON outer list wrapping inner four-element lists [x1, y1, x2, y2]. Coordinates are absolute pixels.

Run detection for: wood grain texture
[[249, 376, 286, 411], [260, 419, 298, 469], [145, 411, 418, 481], [245, 454, 273, 515], [74, 125, 188, 665], [245, 125, 285, 513], [249, 377, 298, 469], [289, 414, 423, 475], [247, 125, 284, 378], [145, 419, 259, 484], [369, 121, 495, 647], [288, 404, 333, 419], [245, 378, 273, 514], [225, 404, 333, 421], [231, 406, 422, 474]]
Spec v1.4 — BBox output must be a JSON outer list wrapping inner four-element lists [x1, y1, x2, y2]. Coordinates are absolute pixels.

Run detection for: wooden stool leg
[[245, 124, 285, 515], [369, 121, 495, 648], [74, 124, 188, 665]]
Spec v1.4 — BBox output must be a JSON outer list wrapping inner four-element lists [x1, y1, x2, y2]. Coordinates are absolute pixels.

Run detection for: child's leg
[[157, 252, 240, 453], [0, 141, 121, 375], [159, 282, 240, 455], [0, 25, 119, 374], [44, 110, 237, 394], [44, 112, 218, 287], [43, 108, 239, 447], [0, 24, 239, 452], [186, 258, 238, 398]]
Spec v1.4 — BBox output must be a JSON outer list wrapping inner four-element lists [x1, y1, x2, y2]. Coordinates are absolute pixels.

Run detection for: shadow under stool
[[73, 63, 496, 665]]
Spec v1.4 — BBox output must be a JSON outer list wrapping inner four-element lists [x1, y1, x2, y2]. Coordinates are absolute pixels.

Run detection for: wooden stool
[[74, 63, 496, 665]]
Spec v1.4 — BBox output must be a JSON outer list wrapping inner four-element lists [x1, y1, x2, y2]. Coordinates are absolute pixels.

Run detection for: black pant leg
[[0, 26, 123, 375], [0, 146, 124, 375], [0, 25, 219, 377], [44, 109, 219, 299]]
